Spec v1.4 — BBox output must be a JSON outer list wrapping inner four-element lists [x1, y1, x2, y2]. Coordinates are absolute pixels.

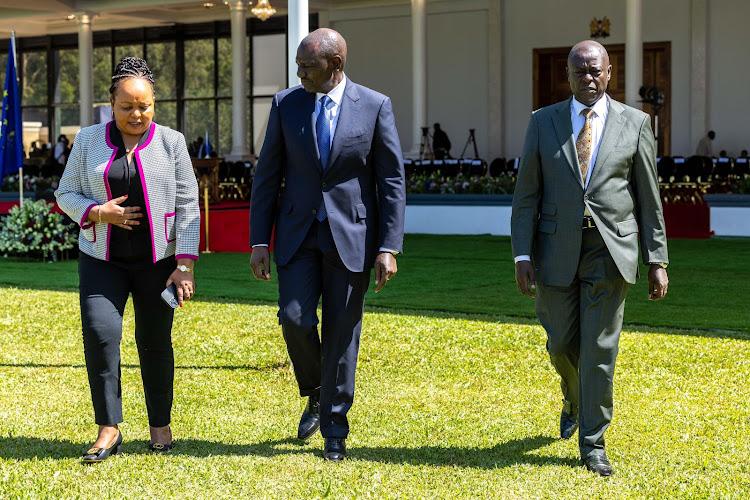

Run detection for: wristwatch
[[177, 264, 193, 273], [651, 262, 668, 269]]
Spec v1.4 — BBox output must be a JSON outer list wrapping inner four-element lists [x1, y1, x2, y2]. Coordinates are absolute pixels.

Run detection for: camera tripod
[[460, 129, 479, 158], [418, 126, 434, 160]]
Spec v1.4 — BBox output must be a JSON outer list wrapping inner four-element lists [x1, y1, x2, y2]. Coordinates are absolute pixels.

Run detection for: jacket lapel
[[327, 80, 361, 171], [551, 98, 583, 189], [588, 97, 626, 188], [301, 92, 323, 172]]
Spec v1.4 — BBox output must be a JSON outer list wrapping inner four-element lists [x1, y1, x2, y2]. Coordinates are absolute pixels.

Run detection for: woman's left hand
[[166, 267, 195, 307]]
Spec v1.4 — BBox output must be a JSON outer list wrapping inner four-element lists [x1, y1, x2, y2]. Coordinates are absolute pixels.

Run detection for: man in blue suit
[[249, 28, 406, 461]]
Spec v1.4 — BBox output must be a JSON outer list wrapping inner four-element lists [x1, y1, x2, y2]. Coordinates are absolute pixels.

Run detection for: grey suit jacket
[[511, 96, 668, 286]]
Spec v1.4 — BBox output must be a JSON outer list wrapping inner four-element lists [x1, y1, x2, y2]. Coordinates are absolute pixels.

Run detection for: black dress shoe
[[582, 453, 613, 477], [323, 438, 346, 461], [81, 431, 123, 464], [560, 401, 578, 440], [297, 395, 321, 440]]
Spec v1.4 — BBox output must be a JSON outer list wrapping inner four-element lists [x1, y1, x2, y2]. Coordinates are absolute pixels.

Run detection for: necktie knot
[[581, 107, 594, 119], [320, 95, 334, 111]]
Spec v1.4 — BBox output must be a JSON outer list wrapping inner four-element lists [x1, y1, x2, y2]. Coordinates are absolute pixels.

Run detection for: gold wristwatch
[[176, 265, 193, 273]]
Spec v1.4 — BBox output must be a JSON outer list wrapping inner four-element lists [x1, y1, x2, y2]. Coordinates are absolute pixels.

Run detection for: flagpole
[[11, 30, 23, 208]]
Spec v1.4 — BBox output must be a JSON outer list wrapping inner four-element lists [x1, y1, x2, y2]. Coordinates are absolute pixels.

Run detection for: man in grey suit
[[511, 40, 669, 476], [249, 29, 406, 461]]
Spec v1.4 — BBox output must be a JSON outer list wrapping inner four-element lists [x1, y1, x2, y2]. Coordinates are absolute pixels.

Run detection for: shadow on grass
[[0, 435, 577, 469], [0, 361, 288, 372]]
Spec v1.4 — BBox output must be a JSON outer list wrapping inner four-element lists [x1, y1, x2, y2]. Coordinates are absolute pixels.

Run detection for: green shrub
[[0, 200, 78, 261]]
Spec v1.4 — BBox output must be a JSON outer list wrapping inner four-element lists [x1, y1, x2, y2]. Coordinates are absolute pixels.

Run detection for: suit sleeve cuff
[[514, 255, 531, 263], [379, 247, 399, 255]]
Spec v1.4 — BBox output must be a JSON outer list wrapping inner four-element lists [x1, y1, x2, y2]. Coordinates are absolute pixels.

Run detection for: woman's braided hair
[[109, 56, 155, 98]]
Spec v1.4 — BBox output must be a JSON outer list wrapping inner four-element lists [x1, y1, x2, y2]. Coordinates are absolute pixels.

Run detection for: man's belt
[[582, 216, 596, 229]]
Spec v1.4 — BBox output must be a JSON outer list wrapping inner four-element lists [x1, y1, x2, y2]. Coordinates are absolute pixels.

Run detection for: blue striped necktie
[[316, 95, 334, 170], [316, 95, 334, 221]]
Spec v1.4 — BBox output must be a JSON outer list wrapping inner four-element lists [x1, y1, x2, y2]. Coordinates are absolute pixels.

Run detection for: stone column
[[411, 0, 427, 156], [625, 0, 643, 109], [690, 0, 708, 151], [487, 0, 503, 159], [227, 1, 250, 160], [77, 13, 94, 127], [288, 0, 309, 88]]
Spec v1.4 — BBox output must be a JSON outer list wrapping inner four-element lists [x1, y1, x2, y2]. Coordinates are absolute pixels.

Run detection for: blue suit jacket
[[250, 80, 406, 272]]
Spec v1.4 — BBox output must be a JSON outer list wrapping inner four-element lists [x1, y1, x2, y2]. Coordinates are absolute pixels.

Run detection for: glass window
[[22, 51, 47, 106], [156, 101, 177, 131], [114, 44, 143, 64], [147, 42, 176, 99], [93, 47, 111, 103], [53, 104, 80, 142], [53, 49, 78, 104], [184, 100, 216, 155], [253, 34, 285, 95], [217, 99, 232, 155], [217, 37, 250, 98], [22, 108, 49, 158], [184, 39, 214, 98], [253, 97, 272, 154]]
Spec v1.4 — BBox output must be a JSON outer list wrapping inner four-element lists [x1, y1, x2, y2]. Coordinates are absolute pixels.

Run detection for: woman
[[55, 57, 200, 463]]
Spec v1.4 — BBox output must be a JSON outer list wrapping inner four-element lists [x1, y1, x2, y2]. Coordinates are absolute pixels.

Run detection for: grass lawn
[[1, 235, 748, 332], [1, 235, 749, 497]]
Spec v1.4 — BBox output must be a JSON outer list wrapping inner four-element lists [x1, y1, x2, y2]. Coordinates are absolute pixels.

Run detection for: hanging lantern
[[251, 0, 276, 21]]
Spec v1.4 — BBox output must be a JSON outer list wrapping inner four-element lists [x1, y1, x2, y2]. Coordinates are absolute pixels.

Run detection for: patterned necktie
[[576, 107, 594, 183], [316, 95, 334, 170]]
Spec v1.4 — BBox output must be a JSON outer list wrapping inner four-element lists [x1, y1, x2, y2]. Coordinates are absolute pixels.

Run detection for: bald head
[[296, 29, 348, 94], [566, 39, 612, 106]]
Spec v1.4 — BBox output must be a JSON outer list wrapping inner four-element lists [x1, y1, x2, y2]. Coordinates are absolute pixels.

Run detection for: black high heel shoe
[[148, 441, 174, 453], [81, 431, 123, 464]]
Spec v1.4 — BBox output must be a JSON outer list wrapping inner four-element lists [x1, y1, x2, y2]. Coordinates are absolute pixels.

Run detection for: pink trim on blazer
[[175, 254, 199, 261]]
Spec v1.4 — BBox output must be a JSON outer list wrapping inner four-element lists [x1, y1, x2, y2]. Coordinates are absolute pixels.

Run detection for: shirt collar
[[571, 94, 608, 118], [316, 74, 347, 108]]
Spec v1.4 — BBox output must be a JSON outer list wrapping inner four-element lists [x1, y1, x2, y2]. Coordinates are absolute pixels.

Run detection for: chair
[[657, 156, 674, 183], [488, 157, 506, 177]]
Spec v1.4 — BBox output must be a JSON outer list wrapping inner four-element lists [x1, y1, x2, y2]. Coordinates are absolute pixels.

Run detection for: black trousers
[[78, 252, 176, 427], [276, 220, 371, 439]]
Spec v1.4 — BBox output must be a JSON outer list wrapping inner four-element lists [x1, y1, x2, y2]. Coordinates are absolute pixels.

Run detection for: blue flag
[[200, 129, 213, 159], [0, 36, 23, 180]]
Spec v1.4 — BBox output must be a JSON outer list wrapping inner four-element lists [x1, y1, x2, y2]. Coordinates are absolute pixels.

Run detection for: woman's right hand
[[91, 195, 143, 231]]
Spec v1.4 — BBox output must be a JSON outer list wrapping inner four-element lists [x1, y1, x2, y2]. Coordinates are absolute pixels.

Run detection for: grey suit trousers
[[536, 227, 629, 458]]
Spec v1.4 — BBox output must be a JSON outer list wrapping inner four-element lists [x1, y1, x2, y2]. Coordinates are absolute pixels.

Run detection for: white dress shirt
[[514, 95, 609, 264]]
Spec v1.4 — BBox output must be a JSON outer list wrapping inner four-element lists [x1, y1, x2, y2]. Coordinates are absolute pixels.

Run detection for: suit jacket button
[[312, 209, 317, 215], [322, 182, 327, 188]]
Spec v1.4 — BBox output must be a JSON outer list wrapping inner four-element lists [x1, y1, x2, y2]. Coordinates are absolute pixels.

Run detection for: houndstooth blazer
[[55, 121, 200, 263]]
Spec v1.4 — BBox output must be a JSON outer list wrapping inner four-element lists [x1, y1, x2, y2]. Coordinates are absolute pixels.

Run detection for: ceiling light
[[66, 14, 76, 21], [251, 0, 276, 21], [203, 2, 215, 7]]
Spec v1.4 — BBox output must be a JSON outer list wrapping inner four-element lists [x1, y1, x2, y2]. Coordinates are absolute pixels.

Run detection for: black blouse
[[108, 124, 153, 263]]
